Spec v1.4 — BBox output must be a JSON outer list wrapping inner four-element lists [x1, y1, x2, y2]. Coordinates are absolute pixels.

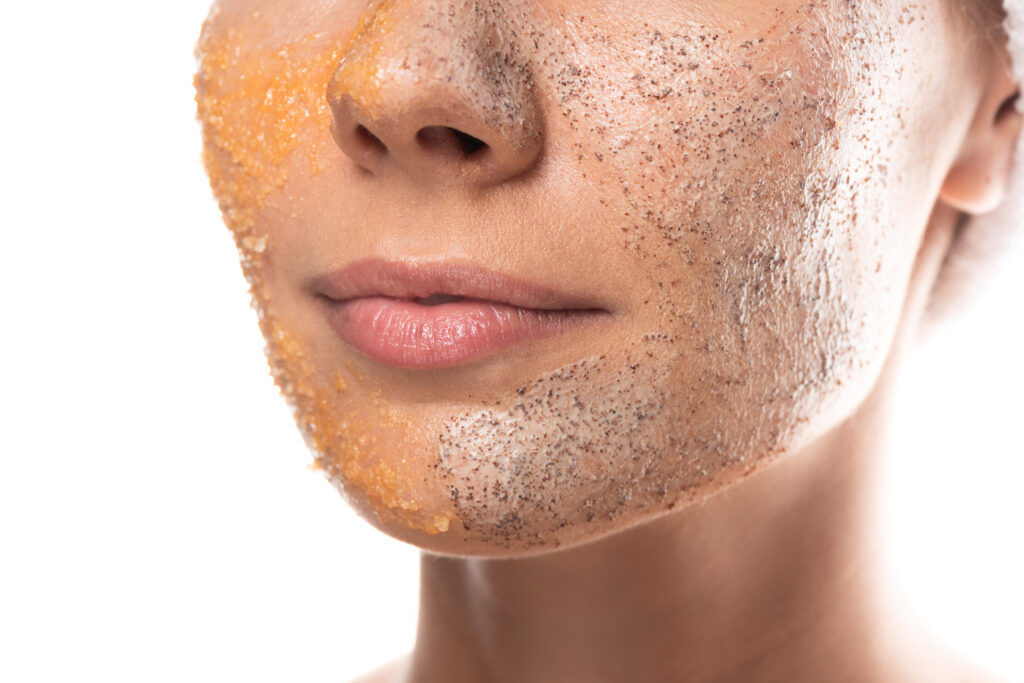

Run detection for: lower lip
[[324, 296, 607, 369]]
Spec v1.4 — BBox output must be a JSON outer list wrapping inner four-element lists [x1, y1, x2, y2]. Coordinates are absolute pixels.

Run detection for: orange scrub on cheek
[[194, 13, 453, 536], [193, 21, 339, 269]]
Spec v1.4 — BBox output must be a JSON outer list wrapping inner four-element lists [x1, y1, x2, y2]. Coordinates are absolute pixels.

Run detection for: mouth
[[311, 258, 613, 369], [409, 293, 468, 306]]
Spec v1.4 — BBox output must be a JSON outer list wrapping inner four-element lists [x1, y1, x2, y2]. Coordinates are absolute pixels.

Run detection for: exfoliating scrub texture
[[196, 0, 1024, 554]]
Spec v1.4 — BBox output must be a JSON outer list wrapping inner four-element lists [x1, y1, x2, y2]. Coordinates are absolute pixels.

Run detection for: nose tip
[[329, 92, 544, 185], [326, 2, 544, 188]]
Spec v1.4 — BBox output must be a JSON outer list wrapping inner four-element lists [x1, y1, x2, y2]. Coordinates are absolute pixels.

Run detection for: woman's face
[[196, 0, 981, 555]]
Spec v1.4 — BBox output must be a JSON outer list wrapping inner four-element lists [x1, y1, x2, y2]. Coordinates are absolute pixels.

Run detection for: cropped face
[[195, 0, 985, 555]]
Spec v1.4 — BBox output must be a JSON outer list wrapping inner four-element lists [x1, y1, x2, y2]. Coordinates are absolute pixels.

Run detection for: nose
[[327, 1, 544, 188]]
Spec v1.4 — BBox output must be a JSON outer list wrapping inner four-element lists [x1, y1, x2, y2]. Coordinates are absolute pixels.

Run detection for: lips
[[312, 258, 612, 369]]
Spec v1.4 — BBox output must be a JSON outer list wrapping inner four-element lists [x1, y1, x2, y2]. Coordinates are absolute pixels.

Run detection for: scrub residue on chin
[[246, 308, 453, 536], [435, 335, 775, 549]]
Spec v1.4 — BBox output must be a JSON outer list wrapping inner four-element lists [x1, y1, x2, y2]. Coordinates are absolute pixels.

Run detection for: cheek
[[410, 20, 885, 550], [556, 10, 922, 430], [194, 21, 343, 291], [196, 21, 461, 536], [426, 6, 932, 551]]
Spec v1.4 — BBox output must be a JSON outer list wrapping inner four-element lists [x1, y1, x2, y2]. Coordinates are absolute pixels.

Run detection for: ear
[[939, 57, 1023, 215]]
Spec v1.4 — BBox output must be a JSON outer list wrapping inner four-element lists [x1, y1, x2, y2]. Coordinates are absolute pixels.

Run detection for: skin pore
[[195, 0, 1020, 680]]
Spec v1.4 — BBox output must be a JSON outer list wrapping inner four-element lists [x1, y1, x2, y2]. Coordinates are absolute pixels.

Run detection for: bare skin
[[193, 0, 1022, 680]]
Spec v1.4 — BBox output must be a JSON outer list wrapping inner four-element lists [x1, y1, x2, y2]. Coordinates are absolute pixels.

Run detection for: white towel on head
[[1007, 1, 1024, 90], [928, 0, 1024, 322]]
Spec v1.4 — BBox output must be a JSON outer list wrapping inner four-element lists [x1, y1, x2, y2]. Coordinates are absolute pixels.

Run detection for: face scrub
[[196, 0, 960, 551], [196, 8, 454, 535]]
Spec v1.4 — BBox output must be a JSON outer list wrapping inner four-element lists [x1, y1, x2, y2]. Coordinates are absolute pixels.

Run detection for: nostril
[[451, 128, 487, 156], [355, 124, 388, 155], [996, 91, 1021, 121], [416, 126, 489, 158]]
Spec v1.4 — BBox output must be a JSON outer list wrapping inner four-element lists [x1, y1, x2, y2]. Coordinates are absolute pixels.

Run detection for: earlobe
[[939, 82, 1023, 215]]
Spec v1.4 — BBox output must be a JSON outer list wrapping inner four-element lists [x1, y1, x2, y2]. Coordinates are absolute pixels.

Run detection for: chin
[[344, 446, 777, 559], [299, 348, 835, 559]]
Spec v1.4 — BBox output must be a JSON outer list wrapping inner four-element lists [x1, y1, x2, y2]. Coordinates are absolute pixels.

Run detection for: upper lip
[[312, 258, 610, 311]]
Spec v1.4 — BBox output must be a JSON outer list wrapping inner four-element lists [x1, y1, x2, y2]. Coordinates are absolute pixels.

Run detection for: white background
[[0, 2, 1021, 681]]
